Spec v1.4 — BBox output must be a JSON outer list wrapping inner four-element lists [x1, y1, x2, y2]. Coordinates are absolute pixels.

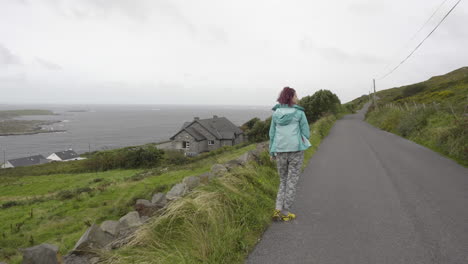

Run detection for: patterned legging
[[275, 151, 304, 211]]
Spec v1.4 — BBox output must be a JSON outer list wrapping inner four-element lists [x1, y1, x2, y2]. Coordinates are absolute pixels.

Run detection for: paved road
[[246, 104, 468, 264]]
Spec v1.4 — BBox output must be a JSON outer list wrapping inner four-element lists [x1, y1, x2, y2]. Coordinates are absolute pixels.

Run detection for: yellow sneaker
[[272, 209, 282, 221], [281, 212, 296, 221]]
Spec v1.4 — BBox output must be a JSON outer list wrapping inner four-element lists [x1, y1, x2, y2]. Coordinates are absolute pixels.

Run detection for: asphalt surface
[[246, 104, 468, 264]]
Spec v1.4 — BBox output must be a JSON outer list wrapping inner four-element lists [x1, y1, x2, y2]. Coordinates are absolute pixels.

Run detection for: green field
[[0, 144, 255, 263]]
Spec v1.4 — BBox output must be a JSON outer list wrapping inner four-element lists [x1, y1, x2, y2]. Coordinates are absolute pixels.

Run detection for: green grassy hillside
[[0, 144, 255, 263], [365, 67, 467, 166], [374, 67, 468, 110]]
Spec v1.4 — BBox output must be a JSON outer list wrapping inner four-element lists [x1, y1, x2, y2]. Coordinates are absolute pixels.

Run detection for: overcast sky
[[0, 0, 467, 105]]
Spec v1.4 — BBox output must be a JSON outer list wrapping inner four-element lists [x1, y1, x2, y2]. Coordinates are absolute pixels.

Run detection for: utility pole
[[373, 78, 377, 106], [88, 143, 91, 154]]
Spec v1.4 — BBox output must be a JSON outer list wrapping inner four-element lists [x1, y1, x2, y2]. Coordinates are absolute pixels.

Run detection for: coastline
[[0, 129, 67, 136]]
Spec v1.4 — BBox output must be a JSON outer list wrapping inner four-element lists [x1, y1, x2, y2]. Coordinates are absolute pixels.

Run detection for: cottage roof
[[8, 155, 48, 167], [170, 116, 243, 141], [53, 150, 79, 160], [197, 117, 243, 139], [184, 126, 207, 141]]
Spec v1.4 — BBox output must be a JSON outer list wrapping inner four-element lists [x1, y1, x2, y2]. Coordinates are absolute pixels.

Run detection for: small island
[[67, 109, 88, 112], [0, 109, 66, 136]]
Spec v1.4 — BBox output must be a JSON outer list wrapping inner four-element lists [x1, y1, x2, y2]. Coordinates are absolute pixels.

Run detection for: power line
[[380, 0, 450, 74], [377, 0, 462, 80]]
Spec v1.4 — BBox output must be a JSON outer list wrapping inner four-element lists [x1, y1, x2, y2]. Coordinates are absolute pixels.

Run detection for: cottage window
[[182, 141, 190, 149], [208, 140, 215, 145]]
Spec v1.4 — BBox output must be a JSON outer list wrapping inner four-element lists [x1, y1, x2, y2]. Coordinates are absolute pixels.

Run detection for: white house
[[47, 150, 86, 161]]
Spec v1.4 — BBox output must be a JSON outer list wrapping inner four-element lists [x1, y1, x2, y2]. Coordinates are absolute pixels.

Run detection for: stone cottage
[[170, 115, 245, 155]]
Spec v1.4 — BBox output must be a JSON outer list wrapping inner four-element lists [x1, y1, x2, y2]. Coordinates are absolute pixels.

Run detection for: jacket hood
[[272, 104, 305, 111], [272, 104, 303, 126]]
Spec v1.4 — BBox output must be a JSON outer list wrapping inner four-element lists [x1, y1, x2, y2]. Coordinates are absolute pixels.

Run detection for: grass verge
[[366, 104, 467, 167]]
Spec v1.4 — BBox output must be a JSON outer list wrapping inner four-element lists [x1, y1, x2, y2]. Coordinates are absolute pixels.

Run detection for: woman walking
[[269, 87, 311, 221]]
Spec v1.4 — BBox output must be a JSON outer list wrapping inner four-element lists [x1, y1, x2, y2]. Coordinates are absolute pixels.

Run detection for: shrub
[[164, 150, 188, 165], [1, 200, 21, 209], [84, 145, 164, 171], [402, 83, 426, 97], [299, 89, 341, 123], [246, 117, 272, 143], [241, 117, 261, 132], [397, 107, 436, 137]]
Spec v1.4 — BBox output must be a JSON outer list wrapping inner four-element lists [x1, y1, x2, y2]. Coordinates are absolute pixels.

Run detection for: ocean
[[0, 104, 272, 160]]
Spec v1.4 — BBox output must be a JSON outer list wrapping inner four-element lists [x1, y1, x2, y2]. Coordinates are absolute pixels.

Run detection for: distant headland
[[0, 109, 65, 136]]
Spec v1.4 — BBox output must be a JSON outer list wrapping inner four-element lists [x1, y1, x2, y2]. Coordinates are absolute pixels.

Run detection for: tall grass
[[100, 114, 340, 264], [366, 103, 467, 166], [101, 156, 278, 264]]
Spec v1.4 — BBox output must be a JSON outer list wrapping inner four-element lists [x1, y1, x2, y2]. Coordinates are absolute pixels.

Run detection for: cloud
[[300, 38, 387, 64], [0, 44, 21, 67], [35, 57, 62, 70], [347, 1, 386, 16]]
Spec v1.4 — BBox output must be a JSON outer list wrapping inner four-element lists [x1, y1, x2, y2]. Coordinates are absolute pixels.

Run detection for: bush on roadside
[[84, 145, 165, 171], [397, 107, 436, 137], [299, 89, 341, 123]]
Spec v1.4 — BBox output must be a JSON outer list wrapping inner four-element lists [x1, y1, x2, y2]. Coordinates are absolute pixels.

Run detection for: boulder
[[118, 211, 142, 230], [63, 254, 100, 264], [151, 192, 167, 207], [100, 220, 120, 237], [182, 176, 200, 191], [63, 254, 91, 264], [198, 172, 213, 184], [224, 159, 242, 171], [237, 151, 255, 165], [21, 243, 60, 264], [135, 199, 159, 217], [256, 142, 269, 152], [73, 224, 114, 253], [166, 183, 187, 201], [211, 164, 228, 176]]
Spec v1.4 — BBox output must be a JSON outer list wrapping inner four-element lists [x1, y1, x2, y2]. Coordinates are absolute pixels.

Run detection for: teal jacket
[[269, 104, 311, 155]]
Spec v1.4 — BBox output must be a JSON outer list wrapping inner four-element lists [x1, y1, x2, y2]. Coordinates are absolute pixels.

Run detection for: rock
[[135, 199, 159, 217], [118, 211, 142, 230], [63, 254, 99, 264], [211, 164, 228, 176], [108, 230, 135, 250], [89, 257, 99, 264], [237, 151, 254, 165], [73, 224, 114, 253], [166, 183, 187, 200], [224, 159, 242, 171], [141, 216, 150, 222], [100, 220, 120, 237], [63, 254, 92, 264], [21, 243, 60, 264], [135, 199, 152, 207], [151, 192, 167, 207], [256, 142, 269, 152], [198, 172, 213, 184], [182, 176, 200, 191]]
